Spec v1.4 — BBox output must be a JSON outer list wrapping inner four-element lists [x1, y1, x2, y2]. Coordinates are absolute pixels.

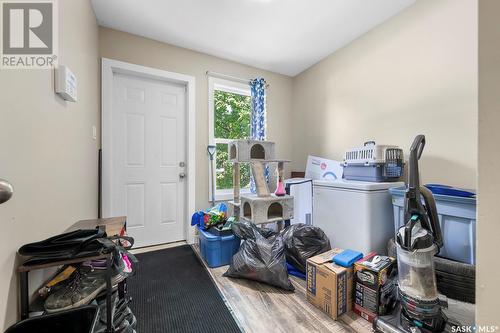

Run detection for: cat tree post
[[233, 162, 240, 204], [250, 161, 270, 197]]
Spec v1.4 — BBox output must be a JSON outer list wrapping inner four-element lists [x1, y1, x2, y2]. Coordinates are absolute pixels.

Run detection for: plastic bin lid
[[313, 179, 404, 191], [424, 184, 475, 198], [389, 186, 476, 204]]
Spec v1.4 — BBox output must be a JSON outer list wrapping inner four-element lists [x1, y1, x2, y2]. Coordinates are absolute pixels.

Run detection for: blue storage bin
[[389, 186, 476, 264], [198, 226, 240, 268]]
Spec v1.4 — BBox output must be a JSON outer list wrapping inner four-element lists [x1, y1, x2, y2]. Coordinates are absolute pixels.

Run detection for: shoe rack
[[16, 216, 128, 333]]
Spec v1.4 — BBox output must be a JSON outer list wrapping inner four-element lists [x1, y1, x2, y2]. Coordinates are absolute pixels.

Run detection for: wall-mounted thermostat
[[55, 65, 77, 102]]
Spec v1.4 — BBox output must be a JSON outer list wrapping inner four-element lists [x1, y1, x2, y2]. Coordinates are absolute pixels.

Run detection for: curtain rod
[[206, 71, 269, 87]]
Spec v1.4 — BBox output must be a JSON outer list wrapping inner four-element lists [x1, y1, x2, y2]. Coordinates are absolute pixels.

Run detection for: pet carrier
[[343, 141, 404, 182]]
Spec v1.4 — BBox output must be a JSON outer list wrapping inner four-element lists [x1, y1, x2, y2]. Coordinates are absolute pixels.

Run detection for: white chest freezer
[[313, 179, 404, 255]]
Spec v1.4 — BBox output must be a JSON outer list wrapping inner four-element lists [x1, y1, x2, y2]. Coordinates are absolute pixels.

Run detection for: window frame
[[208, 76, 252, 201]]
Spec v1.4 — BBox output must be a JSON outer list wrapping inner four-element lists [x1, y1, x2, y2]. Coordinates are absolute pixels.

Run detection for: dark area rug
[[127, 245, 241, 333]]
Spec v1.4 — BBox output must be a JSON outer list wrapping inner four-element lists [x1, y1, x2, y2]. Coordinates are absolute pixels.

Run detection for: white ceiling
[[91, 0, 415, 76]]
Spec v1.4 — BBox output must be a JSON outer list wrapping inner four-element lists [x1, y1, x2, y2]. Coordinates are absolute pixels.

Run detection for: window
[[209, 77, 252, 201]]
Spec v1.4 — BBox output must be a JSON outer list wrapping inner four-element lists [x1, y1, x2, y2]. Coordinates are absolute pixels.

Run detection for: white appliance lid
[[313, 179, 405, 191], [285, 178, 312, 185]]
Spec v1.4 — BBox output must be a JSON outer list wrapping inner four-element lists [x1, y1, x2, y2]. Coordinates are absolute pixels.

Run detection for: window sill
[[211, 189, 251, 203]]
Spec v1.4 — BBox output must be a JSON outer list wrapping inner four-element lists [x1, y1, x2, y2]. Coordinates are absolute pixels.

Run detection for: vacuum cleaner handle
[[408, 135, 425, 189], [404, 135, 426, 224], [420, 186, 443, 248], [410, 135, 426, 159]]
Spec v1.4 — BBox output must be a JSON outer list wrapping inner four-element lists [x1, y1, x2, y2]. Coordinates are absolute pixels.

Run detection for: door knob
[[0, 178, 13, 204], [179, 173, 186, 179]]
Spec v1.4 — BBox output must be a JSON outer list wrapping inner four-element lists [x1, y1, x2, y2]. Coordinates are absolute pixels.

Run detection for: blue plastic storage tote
[[389, 186, 476, 264], [198, 226, 240, 268]]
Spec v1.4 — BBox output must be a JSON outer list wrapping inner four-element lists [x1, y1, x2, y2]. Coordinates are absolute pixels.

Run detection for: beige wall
[[291, 0, 477, 189], [0, 0, 491, 328], [0, 0, 99, 329], [477, 0, 500, 325], [99, 27, 293, 210]]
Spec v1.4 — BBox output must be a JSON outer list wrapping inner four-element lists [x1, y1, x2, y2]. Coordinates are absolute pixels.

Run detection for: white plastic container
[[313, 179, 404, 255], [285, 178, 313, 225]]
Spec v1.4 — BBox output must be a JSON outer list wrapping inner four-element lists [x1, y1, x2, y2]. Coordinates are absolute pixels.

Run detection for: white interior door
[[107, 72, 186, 247]]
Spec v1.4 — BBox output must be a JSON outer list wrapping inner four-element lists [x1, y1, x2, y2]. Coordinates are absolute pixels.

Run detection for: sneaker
[[82, 256, 127, 286], [115, 319, 136, 333], [44, 269, 107, 313], [93, 292, 119, 333], [93, 292, 137, 333], [125, 308, 137, 329]]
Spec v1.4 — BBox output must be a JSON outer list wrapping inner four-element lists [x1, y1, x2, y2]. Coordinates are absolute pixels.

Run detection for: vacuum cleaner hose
[[373, 317, 407, 333]]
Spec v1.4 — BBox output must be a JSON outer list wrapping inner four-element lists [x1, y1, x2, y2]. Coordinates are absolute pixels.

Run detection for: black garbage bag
[[280, 223, 331, 273], [223, 222, 294, 291]]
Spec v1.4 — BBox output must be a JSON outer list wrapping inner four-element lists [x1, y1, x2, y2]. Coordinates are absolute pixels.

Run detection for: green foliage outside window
[[214, 90, 251, 190]]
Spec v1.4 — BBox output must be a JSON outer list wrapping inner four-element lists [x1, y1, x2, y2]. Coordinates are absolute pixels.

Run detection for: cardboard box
[[353, 253, 396, 322], [306, 248, 353, 320], [305, 155, 343, 181]]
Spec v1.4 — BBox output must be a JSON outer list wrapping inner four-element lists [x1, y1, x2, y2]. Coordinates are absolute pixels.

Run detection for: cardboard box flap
[[322, 261, 347, 274], [355, 253, 395, 273], [308, 248, 344, 265]]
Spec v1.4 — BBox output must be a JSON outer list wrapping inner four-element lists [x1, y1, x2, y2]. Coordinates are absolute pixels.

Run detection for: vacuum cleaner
[[373, 135, 448, 333]]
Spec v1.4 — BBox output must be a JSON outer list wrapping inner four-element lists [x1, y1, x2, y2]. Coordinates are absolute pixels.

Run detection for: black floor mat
[[127, 245, 241, 333]]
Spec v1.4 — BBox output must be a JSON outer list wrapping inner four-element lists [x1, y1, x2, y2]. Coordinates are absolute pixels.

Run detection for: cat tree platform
[[229, 139, 276, 162], [239, 194, 294, 225]]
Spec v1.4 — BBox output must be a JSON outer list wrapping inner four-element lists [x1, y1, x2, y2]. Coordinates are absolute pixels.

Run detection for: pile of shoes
[[93, 292, 137, 333], [19, 230, 140, 332], [17, 228, 138, 332], [42, 253, 131, 313]]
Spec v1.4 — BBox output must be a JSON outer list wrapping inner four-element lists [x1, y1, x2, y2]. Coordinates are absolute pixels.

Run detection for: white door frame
[[101, 58, 196, 244]]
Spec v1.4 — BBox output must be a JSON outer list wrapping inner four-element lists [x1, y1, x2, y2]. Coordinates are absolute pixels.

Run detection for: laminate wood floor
[[192, 244, 372, 333]]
